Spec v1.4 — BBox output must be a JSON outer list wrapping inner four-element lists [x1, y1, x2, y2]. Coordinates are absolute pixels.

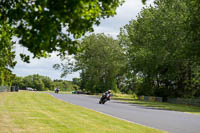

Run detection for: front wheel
[[102, 99, 107, 104]]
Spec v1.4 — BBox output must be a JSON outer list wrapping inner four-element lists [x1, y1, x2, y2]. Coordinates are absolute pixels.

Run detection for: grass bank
[[0, 91, 165, 133], [111, 94, 200, 115]]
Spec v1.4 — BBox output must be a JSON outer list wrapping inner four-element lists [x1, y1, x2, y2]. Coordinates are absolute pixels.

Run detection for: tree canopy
[[0, 0, 125, 87], [55, 34, 126, 93], [0, 24, 16, 86], [0, 0, 125, 57], [12, 74, 76, 91], [118, 0, 200, 98]]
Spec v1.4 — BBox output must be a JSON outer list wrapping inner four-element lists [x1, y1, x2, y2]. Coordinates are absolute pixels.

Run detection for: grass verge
[[0, 91, 166, 133], [111, 94, 200, 115]]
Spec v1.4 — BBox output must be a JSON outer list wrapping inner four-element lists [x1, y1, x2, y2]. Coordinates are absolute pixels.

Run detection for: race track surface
[[50, 93, 200, 133]]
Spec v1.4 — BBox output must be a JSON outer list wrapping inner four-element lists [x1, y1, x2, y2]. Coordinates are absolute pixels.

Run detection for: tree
[[184, 0, 200, 59], [41, 76, 54, 90], [33, 78, 45, 91], [12, 74, 77, 91], [72, 78, 81, 88], [53, 79, 75, 91], [118, 0, 200, 98], [56, 34, 126, 93], [12, 76, 25, 89], [22, 74, 50, 91], [0, 0, 125, 58], [0, 24, 16, 86]]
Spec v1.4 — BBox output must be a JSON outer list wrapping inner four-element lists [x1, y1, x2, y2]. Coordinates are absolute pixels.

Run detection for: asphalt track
[[50, 93, 200, 133]]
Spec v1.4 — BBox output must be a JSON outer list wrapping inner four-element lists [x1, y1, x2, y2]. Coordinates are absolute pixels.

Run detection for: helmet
[[108, 90, 111, 93]]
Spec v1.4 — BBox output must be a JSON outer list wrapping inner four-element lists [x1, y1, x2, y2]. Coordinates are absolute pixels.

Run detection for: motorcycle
[[99, 93, 111, 104], [54, 89, 59, 94]]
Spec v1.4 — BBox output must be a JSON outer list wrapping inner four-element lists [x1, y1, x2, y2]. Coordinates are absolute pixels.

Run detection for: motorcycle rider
[[54, 87, 59, 94], [104, 90, 111, 100], [99, 90, 111, 104]]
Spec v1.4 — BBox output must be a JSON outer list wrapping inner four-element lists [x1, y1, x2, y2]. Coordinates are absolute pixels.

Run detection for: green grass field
[[0, 91, 166, 133], [111, 94, 200, 115]]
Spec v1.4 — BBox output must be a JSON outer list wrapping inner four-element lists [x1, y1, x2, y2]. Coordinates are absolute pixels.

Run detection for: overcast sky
[[12, 0, 154, 81]]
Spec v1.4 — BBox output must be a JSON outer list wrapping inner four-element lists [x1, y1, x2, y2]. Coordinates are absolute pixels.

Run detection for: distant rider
[[103, 90, 111, 100], [55, 87, 59, 94]]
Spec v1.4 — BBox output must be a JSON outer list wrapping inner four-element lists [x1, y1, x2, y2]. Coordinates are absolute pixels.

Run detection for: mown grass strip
[[0, 91, 166, 133], [111, 96, 200, 115]]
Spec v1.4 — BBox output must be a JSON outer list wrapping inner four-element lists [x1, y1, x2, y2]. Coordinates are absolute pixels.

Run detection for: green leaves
[[119, 0, 200, 98], [0, 24, 16, 86], [56, 34, 126, 93], [12, 74, 76, 91], [20, 54, 30, 63], [142, 0, 147, 4], [0, 0, 124, 57]]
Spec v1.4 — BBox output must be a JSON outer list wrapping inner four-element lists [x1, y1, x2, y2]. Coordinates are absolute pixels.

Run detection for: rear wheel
[[102, 99, 106, 104]]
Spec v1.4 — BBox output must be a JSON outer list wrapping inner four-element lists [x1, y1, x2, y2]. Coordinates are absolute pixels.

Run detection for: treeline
[[57, 0, 200, 98], [12, 74, 78, 91], [118, 0, 200, 98]]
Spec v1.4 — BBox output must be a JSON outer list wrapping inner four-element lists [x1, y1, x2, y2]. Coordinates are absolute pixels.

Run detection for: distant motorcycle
[[99, 93, 111, 104], [54, 88, 59, 94]]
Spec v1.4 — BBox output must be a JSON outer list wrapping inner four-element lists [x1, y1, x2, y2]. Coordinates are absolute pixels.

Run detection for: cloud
[[12, 45, 79, 81], [93, 0, 154, 37]]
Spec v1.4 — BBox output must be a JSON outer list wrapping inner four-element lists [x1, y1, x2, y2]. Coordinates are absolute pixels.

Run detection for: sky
[[12, 0, 154, 81]]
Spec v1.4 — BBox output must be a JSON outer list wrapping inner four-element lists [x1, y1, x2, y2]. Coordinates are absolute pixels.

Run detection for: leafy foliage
[[118, 0, 200, 98], [0, 24, 16, 86], [0, 0, 124, 57], [53, 79, 76, 91], [55, 34, 126, 93], [12, 74, 76, 91]]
